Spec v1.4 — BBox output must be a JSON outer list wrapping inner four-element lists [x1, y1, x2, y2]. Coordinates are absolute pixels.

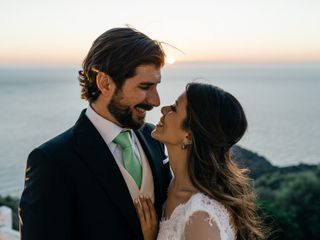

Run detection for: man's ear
[[96, 72, 114, 95]]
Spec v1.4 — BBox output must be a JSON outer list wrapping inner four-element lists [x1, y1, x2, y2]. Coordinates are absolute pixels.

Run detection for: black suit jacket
[[19, 110, 171, 240]]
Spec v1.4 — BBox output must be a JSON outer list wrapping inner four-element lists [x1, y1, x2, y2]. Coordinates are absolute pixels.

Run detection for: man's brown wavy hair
[[78, 27, 165, 102], [183, 83, 268, 239]]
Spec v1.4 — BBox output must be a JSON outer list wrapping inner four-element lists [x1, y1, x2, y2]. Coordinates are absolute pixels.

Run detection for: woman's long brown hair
[[184, 83, 267, 239]]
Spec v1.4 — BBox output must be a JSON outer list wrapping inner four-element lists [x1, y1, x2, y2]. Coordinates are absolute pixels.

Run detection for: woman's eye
[[170, 105, 177, 112]]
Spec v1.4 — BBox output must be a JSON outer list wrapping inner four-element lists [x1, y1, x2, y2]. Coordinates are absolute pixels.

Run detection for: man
[[19, 27, 171, 240]]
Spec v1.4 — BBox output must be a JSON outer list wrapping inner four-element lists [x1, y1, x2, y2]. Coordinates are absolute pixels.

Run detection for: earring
[[181, 143, 187, 150]]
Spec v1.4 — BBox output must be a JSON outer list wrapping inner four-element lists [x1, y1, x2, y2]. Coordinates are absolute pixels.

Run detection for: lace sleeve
[[184, 211, 221, 240], [156, 193, 235, 240], [182, 193, 236, 240]]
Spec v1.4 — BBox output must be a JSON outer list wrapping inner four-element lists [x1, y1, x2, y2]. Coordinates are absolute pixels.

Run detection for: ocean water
[[0, 62, 319, 197]]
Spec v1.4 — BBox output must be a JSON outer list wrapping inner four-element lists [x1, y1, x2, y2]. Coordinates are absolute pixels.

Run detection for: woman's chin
[[151, 129, 162, 141]]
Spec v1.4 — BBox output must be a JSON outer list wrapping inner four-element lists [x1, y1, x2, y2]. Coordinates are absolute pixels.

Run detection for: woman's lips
[[156, 118, 164, 128]]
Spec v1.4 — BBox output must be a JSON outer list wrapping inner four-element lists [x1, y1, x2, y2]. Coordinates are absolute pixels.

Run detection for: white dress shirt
[[85, 105, 155, 202]]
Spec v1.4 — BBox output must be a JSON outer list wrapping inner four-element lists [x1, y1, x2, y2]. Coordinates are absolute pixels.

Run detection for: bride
[[134, 83, 266, 240]]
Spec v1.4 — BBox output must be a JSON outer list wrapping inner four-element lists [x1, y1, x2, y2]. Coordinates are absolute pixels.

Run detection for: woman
[[134, 83, 266, 240]]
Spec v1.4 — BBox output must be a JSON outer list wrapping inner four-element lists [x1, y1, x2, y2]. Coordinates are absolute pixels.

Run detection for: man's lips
[[135, 103, 153, 111], [135, 107, 147, 114]]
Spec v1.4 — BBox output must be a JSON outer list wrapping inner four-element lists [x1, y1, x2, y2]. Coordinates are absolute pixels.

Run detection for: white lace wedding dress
[[157, 192, 236, 240]]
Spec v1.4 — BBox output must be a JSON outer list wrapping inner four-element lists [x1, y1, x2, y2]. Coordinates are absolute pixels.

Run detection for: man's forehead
[[135, 65, 160, 73], [134, 65, 161, 83]]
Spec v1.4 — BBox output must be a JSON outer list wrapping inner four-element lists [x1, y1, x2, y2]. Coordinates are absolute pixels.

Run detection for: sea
[[0, 62, 319, 197]]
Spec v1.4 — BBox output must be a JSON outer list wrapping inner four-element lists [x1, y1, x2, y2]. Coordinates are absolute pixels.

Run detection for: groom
[[19, 27, 171, 240]]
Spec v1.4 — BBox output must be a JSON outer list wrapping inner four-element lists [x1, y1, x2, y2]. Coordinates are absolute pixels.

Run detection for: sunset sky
[[1, 0, 320, 65]]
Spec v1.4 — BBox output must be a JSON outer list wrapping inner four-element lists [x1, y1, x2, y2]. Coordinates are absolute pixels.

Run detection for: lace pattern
[[157, 192, 236, 240]]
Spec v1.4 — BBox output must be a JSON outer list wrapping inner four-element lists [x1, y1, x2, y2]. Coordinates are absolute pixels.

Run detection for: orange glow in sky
[[1, 0, 320, 65]]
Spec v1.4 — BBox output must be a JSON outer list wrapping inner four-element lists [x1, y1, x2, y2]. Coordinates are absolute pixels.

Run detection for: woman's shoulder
[[188, 192, 227, 210], [184, 192, 236, 239]]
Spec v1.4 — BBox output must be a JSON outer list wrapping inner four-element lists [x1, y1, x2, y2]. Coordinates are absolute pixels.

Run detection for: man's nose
[[147, 88, 160, 107]]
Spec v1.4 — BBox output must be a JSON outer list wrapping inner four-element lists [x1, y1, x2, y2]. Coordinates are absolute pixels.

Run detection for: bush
[[256, 170, 320, 239]]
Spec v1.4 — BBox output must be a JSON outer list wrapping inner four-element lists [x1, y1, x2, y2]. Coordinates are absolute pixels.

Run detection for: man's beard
[[108, 89, 153, 130]]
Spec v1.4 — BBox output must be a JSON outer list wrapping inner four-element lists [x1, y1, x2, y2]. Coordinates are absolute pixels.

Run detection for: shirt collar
[[85, 105, 132, 144]]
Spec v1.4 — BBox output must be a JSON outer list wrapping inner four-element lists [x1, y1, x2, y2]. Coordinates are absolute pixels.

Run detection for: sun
[[165, 56, 176, 64]]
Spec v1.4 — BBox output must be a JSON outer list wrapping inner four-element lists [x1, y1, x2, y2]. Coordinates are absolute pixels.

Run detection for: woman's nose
[[161, 106, 170, 115]]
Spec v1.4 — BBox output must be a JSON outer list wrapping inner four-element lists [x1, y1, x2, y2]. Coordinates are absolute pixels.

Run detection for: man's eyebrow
[[139, 81, 161, 86]]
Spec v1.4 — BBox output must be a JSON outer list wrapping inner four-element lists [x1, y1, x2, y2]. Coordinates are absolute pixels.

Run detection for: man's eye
[[170, 105, 177, 112], [139, 85, 151, 90]]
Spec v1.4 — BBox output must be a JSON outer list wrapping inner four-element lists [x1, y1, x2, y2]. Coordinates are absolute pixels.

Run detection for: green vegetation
[[1, 146, 319, 238], [257, 169, 320, 239], [233, 146, 320, 239]]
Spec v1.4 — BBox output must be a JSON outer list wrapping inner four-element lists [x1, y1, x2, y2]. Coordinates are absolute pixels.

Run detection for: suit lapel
[[135, 128, 164, 216], [73, 111, 142, 239]]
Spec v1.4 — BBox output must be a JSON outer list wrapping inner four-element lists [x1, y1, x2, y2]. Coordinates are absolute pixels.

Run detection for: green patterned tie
[[113, 131, 142, 188]]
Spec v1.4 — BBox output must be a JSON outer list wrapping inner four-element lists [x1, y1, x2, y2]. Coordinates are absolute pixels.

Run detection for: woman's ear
[[181, 133, 192, 150], [183, 132, 193, 145], [96, 72, 114, 95]]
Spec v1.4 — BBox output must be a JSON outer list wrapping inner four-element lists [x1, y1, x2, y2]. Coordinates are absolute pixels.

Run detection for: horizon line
[[0, 59, 320, 69]]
